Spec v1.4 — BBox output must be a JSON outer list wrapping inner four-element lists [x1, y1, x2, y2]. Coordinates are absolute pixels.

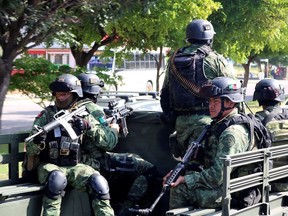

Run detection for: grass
[[245, 100, 262, 114], [0, 143, 25, 180]]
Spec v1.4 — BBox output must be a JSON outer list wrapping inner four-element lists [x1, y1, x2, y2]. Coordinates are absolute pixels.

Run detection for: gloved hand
[[72, 117, 91, 135]]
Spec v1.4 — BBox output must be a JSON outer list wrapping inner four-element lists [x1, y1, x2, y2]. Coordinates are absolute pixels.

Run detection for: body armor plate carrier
[[169, 45, 212, 114]]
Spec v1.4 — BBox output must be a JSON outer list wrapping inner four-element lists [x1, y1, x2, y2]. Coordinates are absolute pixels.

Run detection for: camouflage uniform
[[255, 106, 288, 192], [26, 100, 115, 216], [169, 110, 250, 209], [161, 44, 234, 157], [78, 99, 157, 214]]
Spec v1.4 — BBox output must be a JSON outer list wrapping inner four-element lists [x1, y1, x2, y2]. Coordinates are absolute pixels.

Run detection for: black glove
[[72, 117, 91, 135], [33, 133, 46, 145]]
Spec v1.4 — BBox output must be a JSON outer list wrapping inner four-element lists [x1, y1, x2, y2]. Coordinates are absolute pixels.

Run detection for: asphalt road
[[1, 78, 288, 134]]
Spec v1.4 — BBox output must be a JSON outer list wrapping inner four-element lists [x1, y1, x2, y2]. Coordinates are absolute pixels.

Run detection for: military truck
[[1, 91, 288, 216]]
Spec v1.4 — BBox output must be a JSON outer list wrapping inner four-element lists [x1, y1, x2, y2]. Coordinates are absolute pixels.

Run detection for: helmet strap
[[213, 98, 235, 120]]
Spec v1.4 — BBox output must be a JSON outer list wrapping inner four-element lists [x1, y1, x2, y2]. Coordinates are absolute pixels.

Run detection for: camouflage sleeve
[[204, 52, 235, 80], [84, 103, 118, 151], [26, 110, 48, 156], [184, 124, 250, 190]]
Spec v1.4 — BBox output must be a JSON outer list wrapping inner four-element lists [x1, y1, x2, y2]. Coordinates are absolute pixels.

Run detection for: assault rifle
[[25, 106, 87, 143], [103, 100, 133, 137], [129, 125, 211, 215]]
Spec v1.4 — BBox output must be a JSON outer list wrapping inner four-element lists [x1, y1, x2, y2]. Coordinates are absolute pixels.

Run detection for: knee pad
[[45, 170, 67, 200], [89, 173, 110, 200]]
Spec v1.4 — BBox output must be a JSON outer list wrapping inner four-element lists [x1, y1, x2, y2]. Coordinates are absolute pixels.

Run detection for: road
[[1, 94, 45, 134], [1, 78, 288, 133]]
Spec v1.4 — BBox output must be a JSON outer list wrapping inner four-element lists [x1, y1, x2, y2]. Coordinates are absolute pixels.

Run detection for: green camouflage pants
[[38, 162, 114, 216], [171, 114, 212, 158], [82, 152, 156, 214], [169, 183, 223, 209]]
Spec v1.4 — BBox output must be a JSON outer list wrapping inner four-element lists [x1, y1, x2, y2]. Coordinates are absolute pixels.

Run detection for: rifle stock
[[25, 106, 87, 143], [129, 125, 211, 215]]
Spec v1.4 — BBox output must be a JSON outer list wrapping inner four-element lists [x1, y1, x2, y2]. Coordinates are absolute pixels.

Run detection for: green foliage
[[9, 56, 65, 107], [107, 0, 221, 51], [211, 0, 288, 63]]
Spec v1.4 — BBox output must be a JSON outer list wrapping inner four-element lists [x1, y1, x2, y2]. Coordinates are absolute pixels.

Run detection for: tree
[[0, 0, 88, 129], [56, 0, 220, 92], [106, 0, 221, 91], [9, 56, 64, 107], [52, 1, 156, 69], [210, 0, 288, 87]]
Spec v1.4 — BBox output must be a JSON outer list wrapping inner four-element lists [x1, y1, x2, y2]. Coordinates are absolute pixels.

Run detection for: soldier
[[164, 77, 252, 209], [25, 74, 114, 216], [77, 73, 158, 216], [253, 78, 288, 192], [160, 19, 235, 159]]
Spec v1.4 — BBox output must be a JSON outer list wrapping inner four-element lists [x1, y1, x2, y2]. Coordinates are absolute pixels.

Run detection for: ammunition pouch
[[48, 139, 80, 166]]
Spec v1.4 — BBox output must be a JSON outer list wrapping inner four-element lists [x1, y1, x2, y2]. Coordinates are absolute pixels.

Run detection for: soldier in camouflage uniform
[[164, 77, 251, 209], [160, 19, 235, 158], [253, 78, 288, 192], [77, 73, 158, 216], [25, 74, 115, 216]]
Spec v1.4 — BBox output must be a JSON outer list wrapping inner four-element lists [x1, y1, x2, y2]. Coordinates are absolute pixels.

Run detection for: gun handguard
[[25, 106, 87, 143]]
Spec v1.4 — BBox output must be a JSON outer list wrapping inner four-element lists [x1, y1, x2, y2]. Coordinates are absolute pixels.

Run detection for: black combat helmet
[[186, 19, 216, 42], [253, 78, 285, 105], [49, 74, 83, 97], [77, 73, 104, 96], [201, 77, 244, 103]]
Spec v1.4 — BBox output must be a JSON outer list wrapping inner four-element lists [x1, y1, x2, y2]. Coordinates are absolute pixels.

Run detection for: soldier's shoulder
[[35, 106, 53, 119], [208, 50, 227, 60]]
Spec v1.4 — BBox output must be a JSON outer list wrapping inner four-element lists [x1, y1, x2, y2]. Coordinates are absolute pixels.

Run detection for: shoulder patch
[[36, 111, 45, 118], [221, 133, 236, 148]]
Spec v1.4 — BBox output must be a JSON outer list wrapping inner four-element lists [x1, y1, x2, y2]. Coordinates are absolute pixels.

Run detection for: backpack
[[168, 45, 212, 114]]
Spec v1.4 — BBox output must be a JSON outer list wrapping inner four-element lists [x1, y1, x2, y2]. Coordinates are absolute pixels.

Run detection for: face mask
[[55, 92, 74, 109]]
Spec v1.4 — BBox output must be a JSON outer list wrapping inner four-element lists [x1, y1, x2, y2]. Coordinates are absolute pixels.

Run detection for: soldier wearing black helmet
[[77, 72, 158, 216], [77, 72, 104, 103], [164, 77, 251, 209], [160, 19, 235, 159], [25, 74, 115, 216], [253, 78, 288, 192]]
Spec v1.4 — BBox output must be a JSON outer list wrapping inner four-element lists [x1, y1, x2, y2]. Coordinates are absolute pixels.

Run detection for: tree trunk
[[0, 58, 12, 129], [71, 48, 95, 68], [242, 63, 250, 88]]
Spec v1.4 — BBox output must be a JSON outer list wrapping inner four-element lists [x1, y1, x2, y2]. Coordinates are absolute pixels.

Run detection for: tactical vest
[[39, 105, 82, 166], [169, 45, 212, 114]]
